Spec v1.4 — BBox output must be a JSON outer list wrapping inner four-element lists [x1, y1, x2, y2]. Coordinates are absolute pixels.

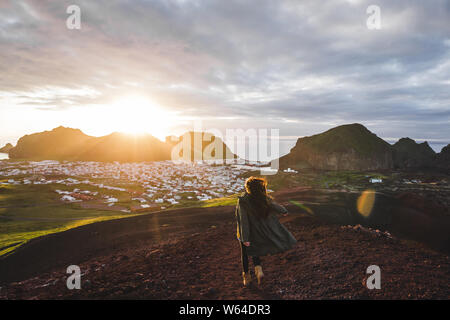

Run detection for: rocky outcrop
[[0, 143, 13, 153], [435, 144, 450, 172], [392, 138, 435, 168], [279, 123, 394, 171]]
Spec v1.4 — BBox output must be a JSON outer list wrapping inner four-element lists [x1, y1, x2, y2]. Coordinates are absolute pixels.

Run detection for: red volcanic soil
[[0, 193, 449, 299]]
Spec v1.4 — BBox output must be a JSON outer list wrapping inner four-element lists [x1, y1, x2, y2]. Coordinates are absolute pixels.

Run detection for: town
[[0, 160, 258, 212]]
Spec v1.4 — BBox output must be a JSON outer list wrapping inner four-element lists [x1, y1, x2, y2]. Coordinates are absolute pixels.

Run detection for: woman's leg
[[252, 256, 264, 285], [240, 241, 249, 273], [252, 256, 261, 267]]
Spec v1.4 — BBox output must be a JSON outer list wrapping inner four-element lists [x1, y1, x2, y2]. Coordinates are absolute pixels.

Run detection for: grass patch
[[200, 194, 239, 207], [0, 182, 146, 257], [0, 213, 142, 257], [169, 194, 240, 210]]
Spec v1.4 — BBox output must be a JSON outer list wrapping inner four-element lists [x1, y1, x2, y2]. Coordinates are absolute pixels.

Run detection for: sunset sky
[[0, 0, 449, 153]]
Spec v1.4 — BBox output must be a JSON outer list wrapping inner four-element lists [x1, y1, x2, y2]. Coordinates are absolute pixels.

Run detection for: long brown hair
[[244, 176, 272, 218]]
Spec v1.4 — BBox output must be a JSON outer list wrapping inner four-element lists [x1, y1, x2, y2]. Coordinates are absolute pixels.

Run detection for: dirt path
[[1, 208, 448, 299]]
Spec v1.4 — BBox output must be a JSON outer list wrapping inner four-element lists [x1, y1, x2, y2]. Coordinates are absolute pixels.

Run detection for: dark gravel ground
[[0, 203, 448, 300]]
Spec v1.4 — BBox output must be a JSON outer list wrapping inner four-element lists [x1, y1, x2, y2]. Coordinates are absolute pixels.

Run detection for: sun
[[104, 96, 174, 139]]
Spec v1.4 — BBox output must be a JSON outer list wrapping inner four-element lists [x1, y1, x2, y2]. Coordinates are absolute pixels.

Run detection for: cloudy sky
[[0, 0, 449, 154]]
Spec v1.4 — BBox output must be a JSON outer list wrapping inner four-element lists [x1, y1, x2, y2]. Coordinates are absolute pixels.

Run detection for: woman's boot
[[254, 265, 264, 285], [242, 272, 252, 286]]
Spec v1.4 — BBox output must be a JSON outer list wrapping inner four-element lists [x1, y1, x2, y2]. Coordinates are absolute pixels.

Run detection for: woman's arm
[[271, 201, 288, 216], [238, 199, 251, 243]]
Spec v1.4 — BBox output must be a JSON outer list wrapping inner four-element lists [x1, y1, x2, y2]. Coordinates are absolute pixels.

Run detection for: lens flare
[[289, 200, 314, 216], [357, 189, 376, 217]]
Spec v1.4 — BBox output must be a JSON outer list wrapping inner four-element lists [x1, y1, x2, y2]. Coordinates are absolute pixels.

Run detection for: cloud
[[0, 0, 449, 143]]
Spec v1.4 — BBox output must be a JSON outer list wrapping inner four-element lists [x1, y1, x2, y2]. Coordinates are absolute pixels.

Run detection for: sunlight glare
[[103, 96, 174, 140]]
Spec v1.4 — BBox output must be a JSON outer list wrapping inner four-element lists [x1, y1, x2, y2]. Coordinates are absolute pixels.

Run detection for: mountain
[[166, 131, 237, 161], [9, 126, 93, 160], [279, 123, 394, 171], [392, 138, 436, 168], [8, 127, 236, 162], [0, 143, 13, 153], [435, 144, 450, 172], [78, 132, 171, 162]]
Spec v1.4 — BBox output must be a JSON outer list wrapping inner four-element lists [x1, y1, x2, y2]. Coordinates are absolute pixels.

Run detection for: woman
[[235, 176, 297, 286]]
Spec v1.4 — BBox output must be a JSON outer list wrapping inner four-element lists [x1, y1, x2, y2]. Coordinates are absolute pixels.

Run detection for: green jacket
[[235, 193, 297, 256]]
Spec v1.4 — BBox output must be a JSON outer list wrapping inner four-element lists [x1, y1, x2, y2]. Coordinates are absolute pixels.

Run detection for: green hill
[[280, 123, 394, 171]]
